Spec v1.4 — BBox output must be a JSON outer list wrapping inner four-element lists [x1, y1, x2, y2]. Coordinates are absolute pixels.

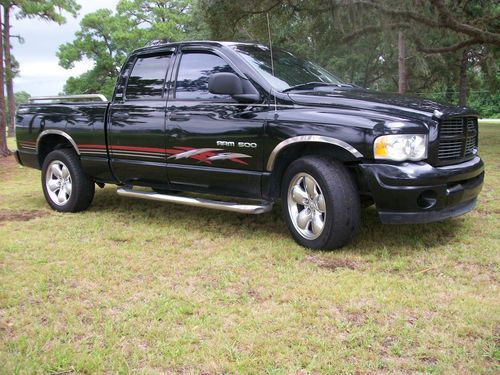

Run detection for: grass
[[0, 125, 499, 374], [479, 119, 500, 126]]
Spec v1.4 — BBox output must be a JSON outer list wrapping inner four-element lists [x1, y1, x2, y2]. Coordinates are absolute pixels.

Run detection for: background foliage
[[56, 0, 499, 117]]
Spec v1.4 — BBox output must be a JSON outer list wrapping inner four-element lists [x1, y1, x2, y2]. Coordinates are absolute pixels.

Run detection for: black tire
[[41, 149, 95, 212], [281, 155, 360, 250]]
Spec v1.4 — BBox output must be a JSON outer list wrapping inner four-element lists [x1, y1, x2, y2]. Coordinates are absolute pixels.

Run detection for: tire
[[281, 155, 360, 250], [41, 149, 95, 212]]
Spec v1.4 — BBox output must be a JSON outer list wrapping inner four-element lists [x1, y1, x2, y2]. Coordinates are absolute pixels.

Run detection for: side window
[[175, 52, 235, 100], [113, 57, 135, 101], [126, 54, 171, 100]]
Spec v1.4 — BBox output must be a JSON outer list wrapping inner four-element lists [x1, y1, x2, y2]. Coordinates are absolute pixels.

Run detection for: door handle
[[113, 112, 130, 119], [169, 112, 191, 121]]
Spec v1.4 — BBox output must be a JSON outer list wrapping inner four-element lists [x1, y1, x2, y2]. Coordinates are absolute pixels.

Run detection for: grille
[[438, 117, 478, 162], [465, 137, 477, 155], [440, 118, 465, 137], [438, 139, 463, 159]]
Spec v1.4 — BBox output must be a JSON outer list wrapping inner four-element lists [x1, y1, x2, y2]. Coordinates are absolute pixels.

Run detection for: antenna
[[266, 13, 275, 77], [266, 13, 278, 114]]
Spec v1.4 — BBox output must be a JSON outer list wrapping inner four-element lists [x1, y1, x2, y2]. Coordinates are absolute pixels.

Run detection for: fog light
[[417, 190, 437, 209]]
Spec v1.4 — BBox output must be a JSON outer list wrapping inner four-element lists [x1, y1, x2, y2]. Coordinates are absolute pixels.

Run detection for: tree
[[116, 0, 193, 39], [398, 31, 406, 94], [351, 0, 500, 53], [348, 0, 500, 105], [12, 90, 29, 105], [0, 0, 80, 157], [199, 0, 418, 90], [0, 7, 8, 156], [199, 0, 499, 109], [58, 0, 201, 99], [3, 4, 15, 137], [58, 8, 132, 99], [4, 90, 29, 118]]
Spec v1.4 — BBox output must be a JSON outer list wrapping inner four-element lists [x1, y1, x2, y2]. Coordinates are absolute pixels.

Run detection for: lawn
[[0, 125, 498, 374]]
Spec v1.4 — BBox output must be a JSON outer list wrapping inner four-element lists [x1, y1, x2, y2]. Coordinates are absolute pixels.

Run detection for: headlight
[[374, 134, 428, 161]]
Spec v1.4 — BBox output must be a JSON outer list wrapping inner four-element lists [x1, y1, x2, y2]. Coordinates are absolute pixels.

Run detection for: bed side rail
[[28, 94, 108, 103]]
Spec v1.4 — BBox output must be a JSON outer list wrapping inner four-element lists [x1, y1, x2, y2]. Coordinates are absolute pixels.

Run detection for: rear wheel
[[42, 149, 95, 212], [281, 156, 360, 249]]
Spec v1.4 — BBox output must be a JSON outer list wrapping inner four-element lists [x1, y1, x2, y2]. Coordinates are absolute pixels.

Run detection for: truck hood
[[287, 88, 478, 121]]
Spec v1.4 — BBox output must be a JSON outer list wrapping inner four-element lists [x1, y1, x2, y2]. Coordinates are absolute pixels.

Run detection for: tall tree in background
[[0, 7, 8, 156], [0, 0, 80, 157], [58, 8, 133, 99], [398, 31, 406, 94], [3, 4, 15, 137]]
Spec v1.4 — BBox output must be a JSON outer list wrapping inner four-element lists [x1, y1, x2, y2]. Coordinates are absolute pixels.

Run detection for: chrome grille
[[465, 137, 477, 156], [466, 118, 477, 135], [438, 140, 463, 159], [438, 117, 478, 163], [440, 118, 465, 137]]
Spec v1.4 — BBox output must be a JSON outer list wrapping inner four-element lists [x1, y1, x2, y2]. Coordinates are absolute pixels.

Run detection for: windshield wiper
[[282, 82, 338, 93], [282, 82, 334, 92]]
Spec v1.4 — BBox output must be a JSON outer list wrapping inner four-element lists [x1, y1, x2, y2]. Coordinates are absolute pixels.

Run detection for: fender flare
[[266, 135, 363, 171], [36, 130, 80, 155]]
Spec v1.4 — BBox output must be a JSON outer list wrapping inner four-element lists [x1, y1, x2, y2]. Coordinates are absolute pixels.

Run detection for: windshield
[[232, 44, 343, 91]]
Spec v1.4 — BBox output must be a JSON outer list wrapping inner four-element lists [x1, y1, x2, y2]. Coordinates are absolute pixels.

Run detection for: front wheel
[[42, 149, 95, 212], [281, 156, 360, 250]]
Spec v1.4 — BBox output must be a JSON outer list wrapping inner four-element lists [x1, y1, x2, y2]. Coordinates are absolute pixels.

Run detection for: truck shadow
[[90, 187, 463, 254]]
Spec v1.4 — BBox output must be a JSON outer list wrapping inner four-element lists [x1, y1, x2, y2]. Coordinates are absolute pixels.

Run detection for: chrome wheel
[[287, 173, 326, 240], [45, 160, 72, 206]]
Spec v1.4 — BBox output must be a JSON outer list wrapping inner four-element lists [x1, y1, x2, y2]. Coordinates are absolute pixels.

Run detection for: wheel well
[[38, 135, 77, 167], [267, 143, 361, 198]]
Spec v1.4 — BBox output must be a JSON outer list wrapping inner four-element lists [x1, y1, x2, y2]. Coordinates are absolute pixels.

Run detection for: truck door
[[165, 49, 268, 198], [108, 49, 174, 187]]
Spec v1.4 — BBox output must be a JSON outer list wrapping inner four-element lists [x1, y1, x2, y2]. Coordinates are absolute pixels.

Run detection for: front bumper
[[359, 156, 484, 224]]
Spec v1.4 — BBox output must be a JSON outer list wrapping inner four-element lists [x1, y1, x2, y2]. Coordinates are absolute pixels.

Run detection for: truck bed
[[16, 100, 112, 181]]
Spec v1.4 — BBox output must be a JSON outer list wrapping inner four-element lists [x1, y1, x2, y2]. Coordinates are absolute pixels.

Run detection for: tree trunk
[[0, 6, 10, 157], [398, 31, 407, 94], [4, 5, 15, 138], [458, 49, 468, 107]]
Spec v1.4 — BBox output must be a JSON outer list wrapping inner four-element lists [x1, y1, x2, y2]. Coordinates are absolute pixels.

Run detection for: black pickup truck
[[14, 41, 484, 249]]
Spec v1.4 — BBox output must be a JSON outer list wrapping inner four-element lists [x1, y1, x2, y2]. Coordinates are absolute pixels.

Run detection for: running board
[[116, 187, 273, 215]]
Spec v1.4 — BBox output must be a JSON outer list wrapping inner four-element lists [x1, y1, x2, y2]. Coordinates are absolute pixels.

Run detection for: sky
[[12, 0, 120, 97]]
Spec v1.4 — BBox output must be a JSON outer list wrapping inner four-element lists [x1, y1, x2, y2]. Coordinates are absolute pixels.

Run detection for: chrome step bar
[[116, 187, 273, 214]]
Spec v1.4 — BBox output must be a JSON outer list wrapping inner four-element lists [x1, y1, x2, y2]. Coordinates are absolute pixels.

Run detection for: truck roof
[[131, 40, 267, 55]]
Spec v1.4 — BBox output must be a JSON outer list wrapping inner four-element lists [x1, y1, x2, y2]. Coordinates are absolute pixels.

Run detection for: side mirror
[[208, 73, 243, 95], [208, 73, 260, 103]]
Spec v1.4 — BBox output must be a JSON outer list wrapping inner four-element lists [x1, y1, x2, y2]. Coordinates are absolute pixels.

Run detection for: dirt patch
[[304, 255, 359, 271], [0, 209, 48, 223], [420, 356, 438, 366]]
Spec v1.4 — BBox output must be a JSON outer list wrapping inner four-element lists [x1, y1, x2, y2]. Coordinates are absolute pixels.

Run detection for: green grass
[[479, 119, 500, 126], [1, 126, 499, 374]]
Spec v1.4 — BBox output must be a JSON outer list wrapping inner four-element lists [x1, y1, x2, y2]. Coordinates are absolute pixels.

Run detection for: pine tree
[[0, 0, 80, 157], [0, 5, 8, 156]]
